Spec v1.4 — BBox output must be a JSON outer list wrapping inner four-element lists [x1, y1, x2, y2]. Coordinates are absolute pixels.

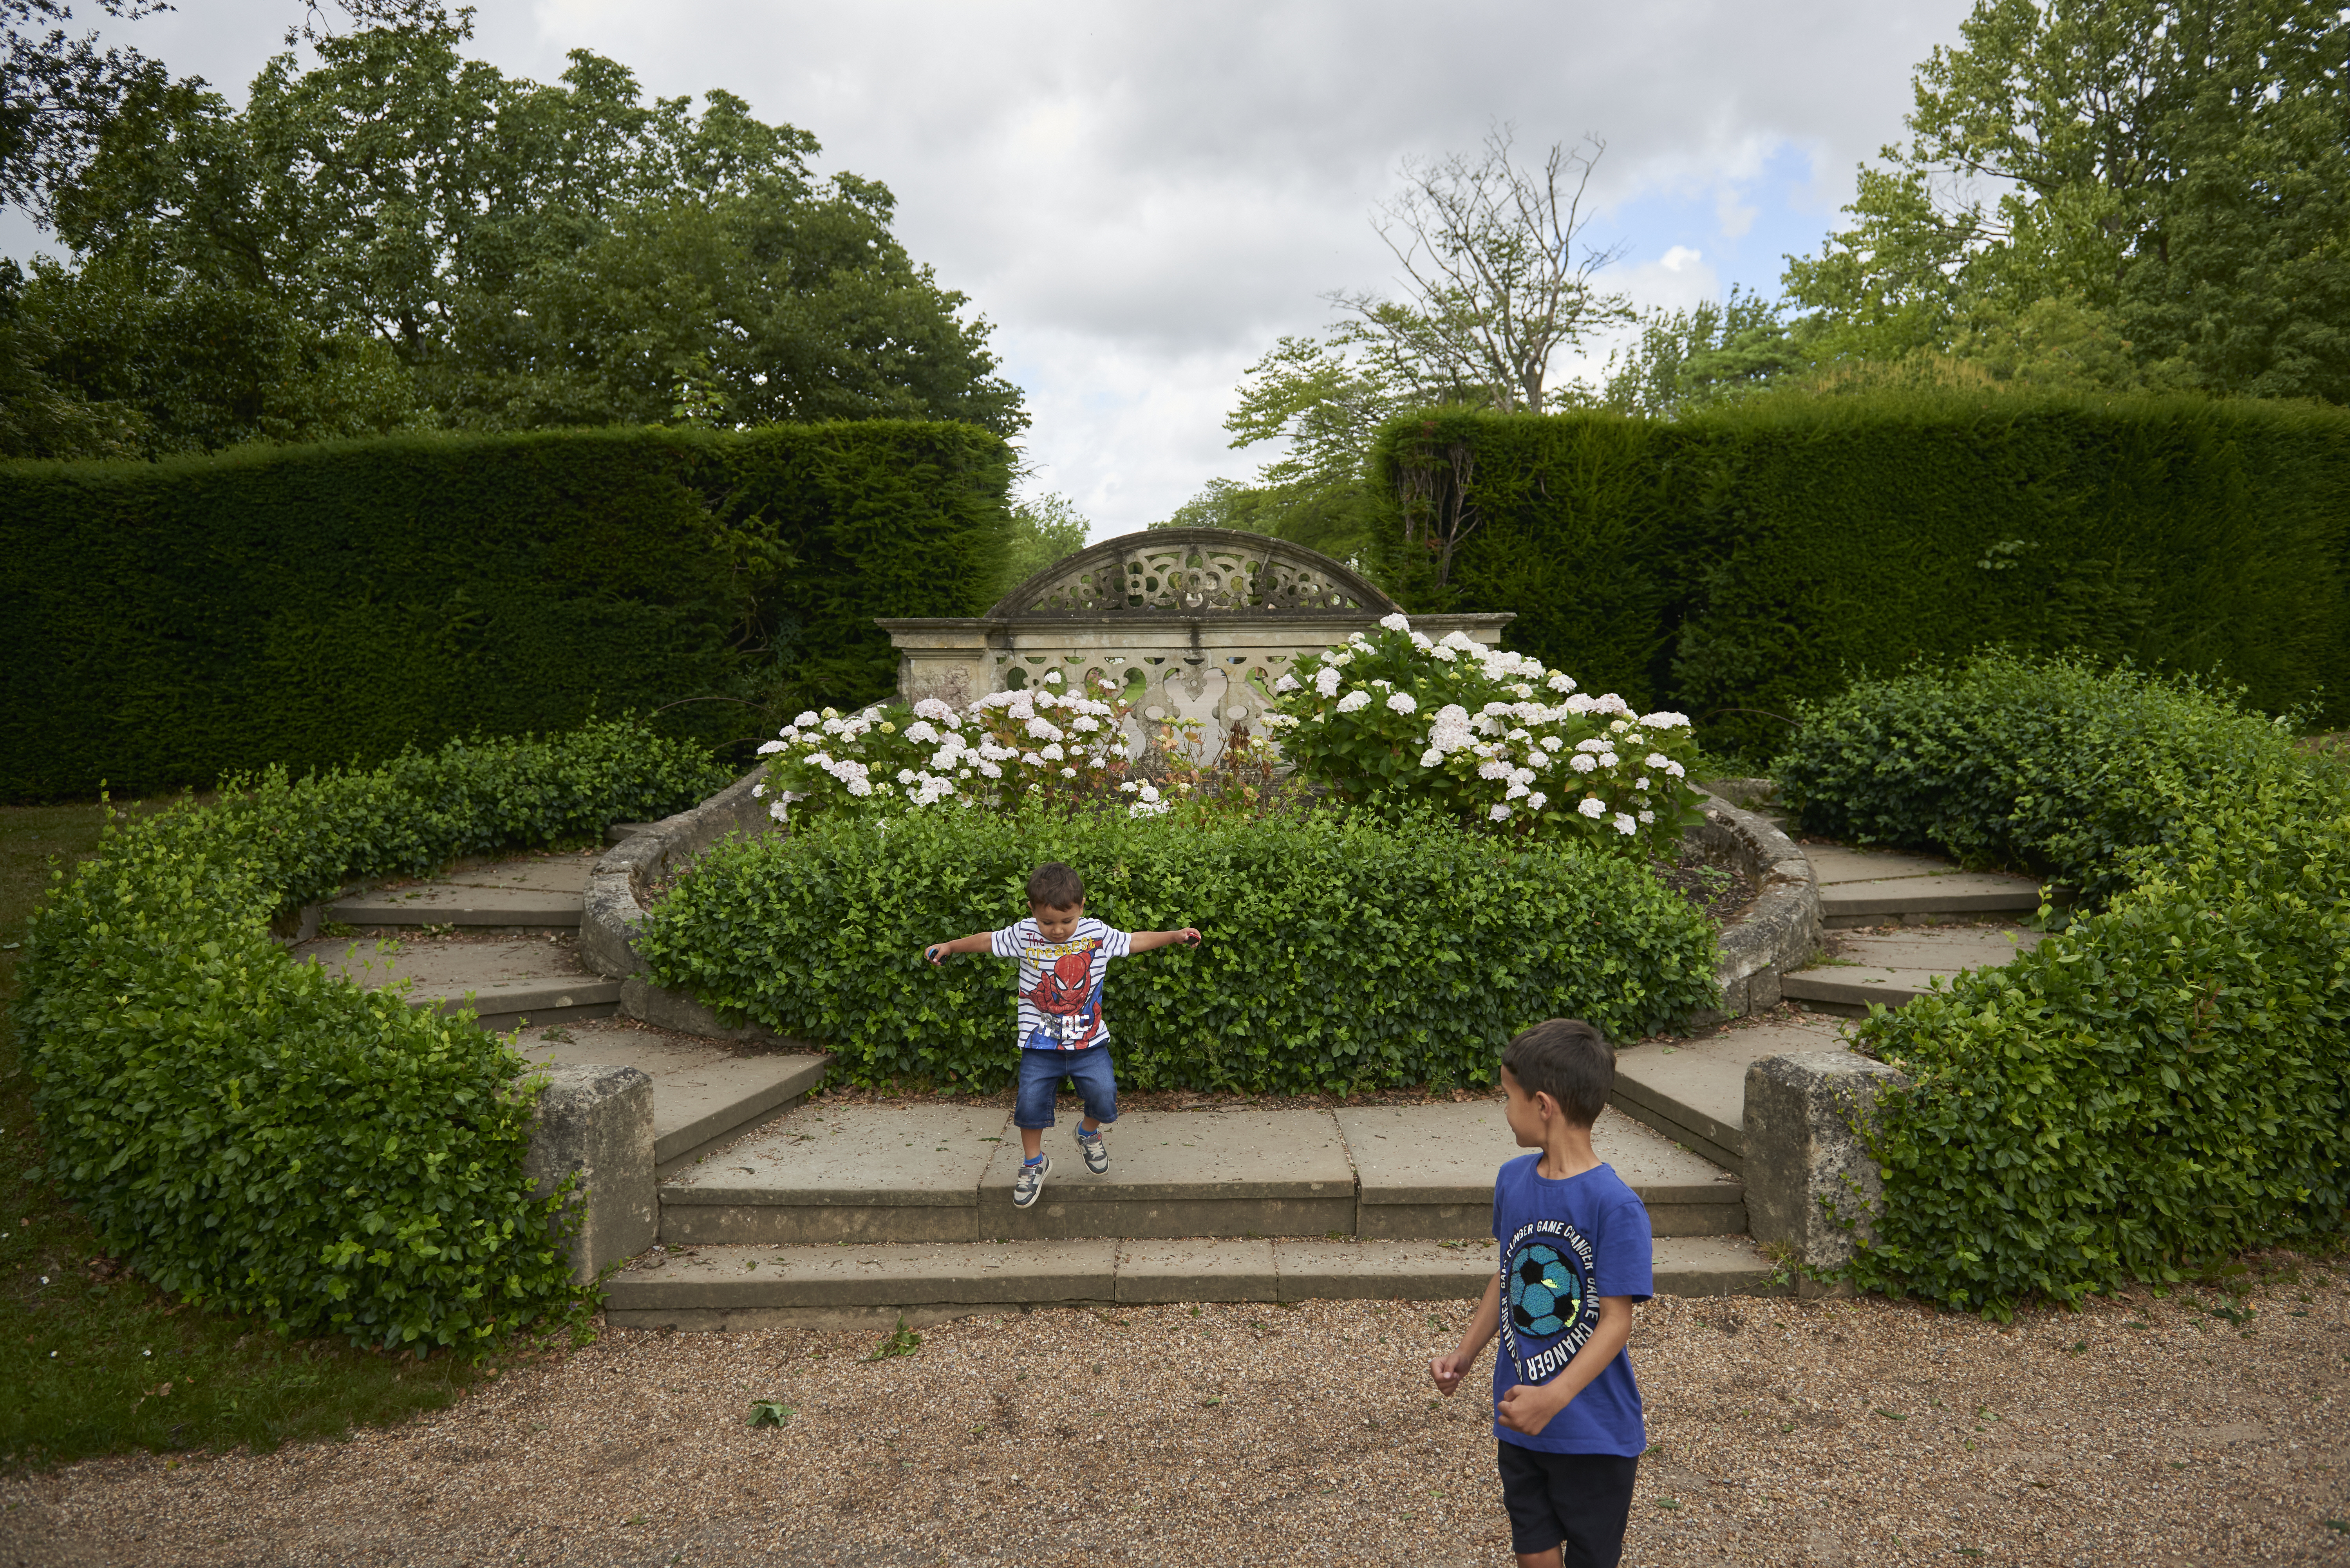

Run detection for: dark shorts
[[1013, 1044, 1117, 1130], [1495, 1442, 1638, 1564]]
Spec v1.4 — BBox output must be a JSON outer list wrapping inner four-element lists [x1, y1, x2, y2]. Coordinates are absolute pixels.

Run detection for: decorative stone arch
[[877, 528, 1511, 762]]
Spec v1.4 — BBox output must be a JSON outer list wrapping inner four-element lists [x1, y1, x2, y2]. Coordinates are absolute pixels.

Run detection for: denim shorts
[[1014, 1044, 1118, 1130]]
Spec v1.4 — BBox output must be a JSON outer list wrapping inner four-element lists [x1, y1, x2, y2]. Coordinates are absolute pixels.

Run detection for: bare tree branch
[[1331, 126, 1632, 415]]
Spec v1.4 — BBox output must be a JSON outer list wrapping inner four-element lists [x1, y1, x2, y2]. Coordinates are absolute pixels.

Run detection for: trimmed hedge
[[0, 421, 1015, 801], [1370, 392, 2350, 756], [1772, 658, 2350, 1313], [16, 719, 730, 1348], [632, 807, 1720, 1095]]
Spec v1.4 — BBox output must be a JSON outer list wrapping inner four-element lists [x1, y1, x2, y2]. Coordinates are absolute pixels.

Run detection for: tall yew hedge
[[1371, 393, 2350, 754], [0, 421, 1014, 800]]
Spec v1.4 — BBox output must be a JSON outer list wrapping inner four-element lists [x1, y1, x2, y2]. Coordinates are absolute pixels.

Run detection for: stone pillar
[[523, 1064, 656, 1284], [1742, 1052, 1909, 1295]]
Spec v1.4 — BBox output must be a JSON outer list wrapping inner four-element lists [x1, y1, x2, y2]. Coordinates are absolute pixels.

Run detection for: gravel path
[[4, 1263, 2345, 1566]]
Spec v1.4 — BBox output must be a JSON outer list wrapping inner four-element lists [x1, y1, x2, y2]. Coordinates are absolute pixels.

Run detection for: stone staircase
[[299, 795, 2050, 1321]]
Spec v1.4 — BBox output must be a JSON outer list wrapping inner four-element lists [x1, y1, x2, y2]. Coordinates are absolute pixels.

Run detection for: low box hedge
[[16, 719, 730, 1349], [1773, 656, 2350, 1313], [632, 807, 1721, 1095]]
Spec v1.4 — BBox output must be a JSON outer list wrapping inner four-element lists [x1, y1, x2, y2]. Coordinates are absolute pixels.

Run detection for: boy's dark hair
[[1501, 1019, 1613, 1125], [1027, 862, 1085, 909]]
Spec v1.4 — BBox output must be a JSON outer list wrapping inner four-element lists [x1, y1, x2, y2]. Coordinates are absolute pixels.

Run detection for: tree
[[1, 0, 166, 224], [992, 492, 1091, 600], [1784, 0, 2350, 402], [10, 10, 1023, 454], [1331, 128, 1632, 416], [1598, 288, 1803, 417]]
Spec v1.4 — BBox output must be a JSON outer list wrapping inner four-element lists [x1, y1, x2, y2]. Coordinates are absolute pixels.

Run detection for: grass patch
[[0, 798, 502, 1469]]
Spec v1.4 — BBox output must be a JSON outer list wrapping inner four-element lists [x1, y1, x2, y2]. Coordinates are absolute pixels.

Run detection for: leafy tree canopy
[[1784, 0, 2350, 402], [992, 491, 1092, 602], [4, 5, 1024, 456]]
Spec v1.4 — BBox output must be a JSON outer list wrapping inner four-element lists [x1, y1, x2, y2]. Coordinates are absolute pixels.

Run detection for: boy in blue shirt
[[1430, 1018, 1652, 1568], [922, 862, 1200, 1208]]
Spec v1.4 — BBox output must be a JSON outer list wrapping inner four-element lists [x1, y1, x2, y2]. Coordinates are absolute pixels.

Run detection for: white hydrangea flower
[[1379, 612, 1412, 632], [801, 710, 825, 725], [1419, 748, 1445, 768], [1599, 752, 1620, 768], [1638, 809, 1654, 824], [1329, 647, 1356, 666], [1511, 768, 1536, 787], [1427, 704, 1475, 753], [1666, 761, 1687, 778], [1061, 766, 1078, 778], [1314, 665, 1344, 699], [1509, 683, 1534, 700], [1488, 803, 1512, 822], [912, 697, 955, 723], [1526, 751, 1550, 771], [1335, 689, 1372, 714], [1479, 758, 1513, 780], [751, 782, 766, 798], [1505, 782, 1530, 800], [1645, 752, 1669, 769], [1570, 753, 1598, 774], [1045, 669, 1063, 684], [1021, 752, 1043, 767], [976, 760, 1003, 779], [1545, 672, 1576, 694], [768, 797, 790, 822], [1578, 797, 1606, 820], [1129, 800, 1171, 818], [1386, 691, 1418, 715], [846, 779, 873, 797], [1612, 813, 1637, 835], [756, 739, 786, 755], [1273, 672, 1300, 694], [1526, 792, 1547, 811], [896, 769, 916, 785], [1135, 782, 1161, 804], [1641, 710, 1692, 729], [806, 751, 833, 770], [903, 720, 939, 745], [1440, 629, 1479, 650], [1637, 777, 1651, 790], [1070, 715, 1101, 733], [1430, 644, 1458, 662], [1409, 631, 1434, 652], [1039, 743, 1065, 762]]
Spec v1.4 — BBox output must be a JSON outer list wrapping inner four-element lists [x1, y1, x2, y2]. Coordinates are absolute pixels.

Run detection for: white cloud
[[7, 0, 1974, 535]]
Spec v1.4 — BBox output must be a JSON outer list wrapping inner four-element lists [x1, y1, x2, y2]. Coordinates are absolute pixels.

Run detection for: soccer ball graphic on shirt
[[1508, 1241, 1582, 1338]]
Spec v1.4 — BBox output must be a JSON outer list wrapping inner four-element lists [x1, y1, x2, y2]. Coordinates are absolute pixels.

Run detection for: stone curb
[[580, 768, 772, 981], [1688, 788, 1823, 1026]]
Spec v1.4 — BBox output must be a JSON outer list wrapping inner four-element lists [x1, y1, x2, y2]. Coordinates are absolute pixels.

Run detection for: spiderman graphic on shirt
[[1023, 947, 1106, 1050]]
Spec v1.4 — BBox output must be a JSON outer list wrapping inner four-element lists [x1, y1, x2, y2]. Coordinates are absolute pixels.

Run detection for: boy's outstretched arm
[[1430, 1271, 1502, 1396], [1127, 927, 1202, 954], [923, 933, 994, 966]]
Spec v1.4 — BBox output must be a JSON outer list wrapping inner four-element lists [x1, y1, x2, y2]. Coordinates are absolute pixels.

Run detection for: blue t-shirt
[[1490, 1153, 1653, 1455]]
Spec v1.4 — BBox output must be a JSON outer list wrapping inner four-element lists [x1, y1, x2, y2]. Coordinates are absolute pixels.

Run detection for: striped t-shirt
[[990, 916, 1133, 1051]]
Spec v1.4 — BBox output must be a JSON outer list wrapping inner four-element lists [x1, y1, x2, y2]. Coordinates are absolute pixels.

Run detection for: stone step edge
[[325, 900, 584, 929], [604, 1235, 1785, 1327], [654, 1055, 833, 1175]]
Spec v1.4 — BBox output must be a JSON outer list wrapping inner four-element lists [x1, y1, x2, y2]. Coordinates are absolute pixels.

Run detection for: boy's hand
[[1429, 1350, 1473, 1398], [924, 944, 947, 966], [1174, 927, 1201, 948], [1495, 1381, 1568, 1435]]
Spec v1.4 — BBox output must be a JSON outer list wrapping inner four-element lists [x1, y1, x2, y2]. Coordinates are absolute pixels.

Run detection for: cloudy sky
[[7, 0, 1973, 537]]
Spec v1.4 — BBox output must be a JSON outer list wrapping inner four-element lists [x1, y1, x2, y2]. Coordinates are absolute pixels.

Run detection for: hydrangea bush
[[1267, 614, 1704, 851], [753, 670, 1178, 820]]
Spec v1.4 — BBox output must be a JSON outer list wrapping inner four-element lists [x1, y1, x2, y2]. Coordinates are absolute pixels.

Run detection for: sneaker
[[1013, 1155, 1051, 1208], [1076, 1126, 1109, 1174]]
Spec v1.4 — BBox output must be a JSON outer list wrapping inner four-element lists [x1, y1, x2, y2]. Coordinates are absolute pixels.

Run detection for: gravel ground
[[4, 1259, 2343, 1566]]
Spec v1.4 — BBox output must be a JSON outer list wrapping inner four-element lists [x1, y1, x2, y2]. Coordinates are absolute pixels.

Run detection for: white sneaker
[[1076, 1126, 1109, 1174], [1013, 1155, 1051, 1208]]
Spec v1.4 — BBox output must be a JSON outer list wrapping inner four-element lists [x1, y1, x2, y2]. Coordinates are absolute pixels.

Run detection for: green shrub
[[1775, 657, 2350, 1312], [633, 807, 1720, 1095], [1773, 652, 2317, 907], [1369, 393, 2350, 757], [15, 720, 729, 1348], [0, 421, 1015, 801]]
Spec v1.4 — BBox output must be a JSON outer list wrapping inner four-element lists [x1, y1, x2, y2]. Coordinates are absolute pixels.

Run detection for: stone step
[[324, 852, 594, 931], [1611, 1017, 1855, 1175], [294, 936, 620, 1033], [653, 1101, 1746, 1246], [514, 1021, 833, 1178], [602, 1234, 1787, 1330], [1806, 842, 2044, 927], [1780, 924, 2043, 1019]]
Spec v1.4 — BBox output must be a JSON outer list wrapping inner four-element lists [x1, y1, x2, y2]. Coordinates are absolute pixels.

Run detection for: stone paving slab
[[515, 1023, 830, 1172], [293, 936, 616, 1028], [1784, 924, 2043, 1015], [1802, 845, 1975, 885], [423, 853, 596, 893], [977, 1110, 1359, 1241], [658, 1104, 1012, 1245], [598, 1234, 1784, 1329], [1612, 1018, 1853, 1173], [1820, 872, 2041, 925], [1336, 1104, 1743, 1239], [1115, 1239, 1278, 1303]]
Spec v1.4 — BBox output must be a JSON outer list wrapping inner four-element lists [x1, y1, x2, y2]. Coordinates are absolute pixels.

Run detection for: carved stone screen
[[878, 528, 1512, 764]]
